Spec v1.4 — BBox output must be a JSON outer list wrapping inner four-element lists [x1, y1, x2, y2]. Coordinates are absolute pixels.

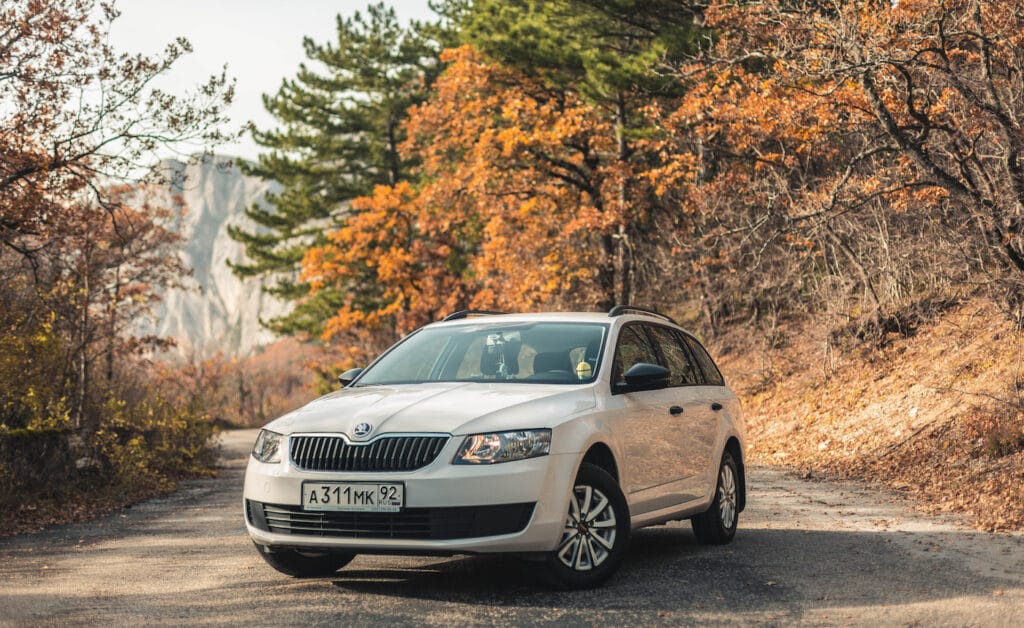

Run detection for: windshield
[[356, 322, 608, 386]]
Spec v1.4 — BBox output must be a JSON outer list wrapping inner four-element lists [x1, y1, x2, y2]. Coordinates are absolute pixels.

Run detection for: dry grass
[[717, 298, 1024, 531]]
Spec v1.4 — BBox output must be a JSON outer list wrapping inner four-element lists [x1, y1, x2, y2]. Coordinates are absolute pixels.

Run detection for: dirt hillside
[[716, 298, 1024, 531]]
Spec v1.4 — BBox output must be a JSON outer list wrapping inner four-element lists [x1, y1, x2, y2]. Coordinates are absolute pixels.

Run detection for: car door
[[612, 323, 690, 515], [679, 332, 732, 487], [645, 325, 716, 485]]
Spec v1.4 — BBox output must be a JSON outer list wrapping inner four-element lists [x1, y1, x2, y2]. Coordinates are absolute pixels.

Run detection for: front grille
[[290, 435, 449, 472], [246, 500, 535, 540]]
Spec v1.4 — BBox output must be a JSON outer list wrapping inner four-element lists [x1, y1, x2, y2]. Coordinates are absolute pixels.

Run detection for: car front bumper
[[243, 441, 578, 554]]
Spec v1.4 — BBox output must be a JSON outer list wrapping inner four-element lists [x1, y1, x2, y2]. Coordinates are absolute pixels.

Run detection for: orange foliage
[[303, 1, 1024, 351], [303, 174, 477, 337], [302, 46, 672, 340], [690, 0, 1024, 267]]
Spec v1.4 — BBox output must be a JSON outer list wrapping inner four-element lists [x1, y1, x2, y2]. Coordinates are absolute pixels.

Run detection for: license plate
[[301, 482, 404, 512]]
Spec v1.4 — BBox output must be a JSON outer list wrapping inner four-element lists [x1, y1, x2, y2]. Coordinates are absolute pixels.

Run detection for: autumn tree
[[295, 0, 1024, 367], [454, 0, 707, 306], [630, 0, 1024, 339], [229, 3, 442, 337], [302, 179, 476, 357], [302, 46, 671, 346], [0, 1, 233, 240], [0, 0, 235, 427], [44, 190, 187, 427]]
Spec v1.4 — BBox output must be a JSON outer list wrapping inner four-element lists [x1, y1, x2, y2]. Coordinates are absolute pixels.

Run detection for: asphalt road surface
[[2, 429, 1022, 626]]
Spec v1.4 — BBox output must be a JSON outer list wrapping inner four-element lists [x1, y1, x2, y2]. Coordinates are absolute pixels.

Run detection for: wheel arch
[[581, 441, 619, 483], [724, 436, 746, 512]]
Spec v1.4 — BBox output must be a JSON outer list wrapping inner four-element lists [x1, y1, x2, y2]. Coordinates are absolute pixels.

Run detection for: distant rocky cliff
[[144, 157, 289, 357]]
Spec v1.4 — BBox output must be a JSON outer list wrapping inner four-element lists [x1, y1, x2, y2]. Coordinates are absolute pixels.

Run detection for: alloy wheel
[[718, 463, 737, 530], [557, 484, 617, 571]]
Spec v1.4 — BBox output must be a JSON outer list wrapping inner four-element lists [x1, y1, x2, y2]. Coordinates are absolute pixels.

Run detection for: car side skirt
[[629, 495, 712, 529]]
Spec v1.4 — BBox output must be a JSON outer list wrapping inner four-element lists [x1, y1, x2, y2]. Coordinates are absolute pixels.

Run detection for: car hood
[[264, 382, 597, 438]]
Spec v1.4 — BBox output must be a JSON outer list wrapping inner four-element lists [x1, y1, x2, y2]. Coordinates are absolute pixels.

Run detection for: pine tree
[[229, 3, 440, 337], [456, 0, 701, 102]]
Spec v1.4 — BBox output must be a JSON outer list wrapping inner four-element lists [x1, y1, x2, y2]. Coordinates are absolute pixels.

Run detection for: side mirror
[[337, 367, 364, 387], [620, 363, 670, 392]]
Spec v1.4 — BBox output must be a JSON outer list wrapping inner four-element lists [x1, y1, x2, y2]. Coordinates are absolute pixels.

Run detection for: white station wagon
[[244, 307, 746, 589]]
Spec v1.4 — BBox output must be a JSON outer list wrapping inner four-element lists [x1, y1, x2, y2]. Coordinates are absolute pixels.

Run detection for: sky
[[108, 0, 435, 160]]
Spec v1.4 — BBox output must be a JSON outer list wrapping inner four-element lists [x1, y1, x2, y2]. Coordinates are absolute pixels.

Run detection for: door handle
[[669, 405, 684, 416], [711, 402, 723, 411]]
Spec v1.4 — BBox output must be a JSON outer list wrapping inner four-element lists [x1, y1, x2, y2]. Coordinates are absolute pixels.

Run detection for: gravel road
[[2, 429, 1022, 626]]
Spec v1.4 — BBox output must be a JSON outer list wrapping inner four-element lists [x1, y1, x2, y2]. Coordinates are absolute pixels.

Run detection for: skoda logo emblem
[[353, 422, 373, 438]]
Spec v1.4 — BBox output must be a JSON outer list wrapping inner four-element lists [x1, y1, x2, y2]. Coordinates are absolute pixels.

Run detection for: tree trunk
[[598, 233, 616, 311], [386, 112, 400, 186], [824, 225, 885, 320], [106, 264, 120, 383], [614, 94, 632, 306], [76, 248, 90, 429]]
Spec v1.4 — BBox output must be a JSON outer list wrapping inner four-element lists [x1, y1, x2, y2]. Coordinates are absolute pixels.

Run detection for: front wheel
[[542, 463, 630, 590], [691, 451, 739, 544], [254, 543, 356, 577]]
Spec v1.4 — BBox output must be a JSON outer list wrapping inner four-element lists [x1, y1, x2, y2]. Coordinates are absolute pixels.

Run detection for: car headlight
[[453, 429, 551, 464], [252, 429, 283, 464]]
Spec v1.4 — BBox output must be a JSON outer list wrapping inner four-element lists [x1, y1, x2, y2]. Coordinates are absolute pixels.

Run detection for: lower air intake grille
[[246, 500, 535, 541], [290, 435, 449, 472]]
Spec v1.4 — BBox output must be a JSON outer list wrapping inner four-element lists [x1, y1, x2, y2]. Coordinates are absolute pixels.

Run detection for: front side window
[[610, 324, 660, 389], [356, 322, 607, 386]]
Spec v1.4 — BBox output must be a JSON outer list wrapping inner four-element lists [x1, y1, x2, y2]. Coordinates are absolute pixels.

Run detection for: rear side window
[[647, 325, 701, 386], [681, 335, 725, 386]]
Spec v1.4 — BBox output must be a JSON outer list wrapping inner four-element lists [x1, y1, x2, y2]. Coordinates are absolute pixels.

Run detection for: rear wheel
[[254, 543, 356, 577], [542, 462, 630, 589], [691, 451, 739, 544]]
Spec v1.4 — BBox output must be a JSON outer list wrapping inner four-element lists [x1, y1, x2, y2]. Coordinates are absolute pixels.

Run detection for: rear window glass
[[681, 335, 725, 386]]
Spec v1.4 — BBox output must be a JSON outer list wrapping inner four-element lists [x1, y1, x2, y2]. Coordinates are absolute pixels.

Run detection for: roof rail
[[607, 305, 679, 326], [441, 309, 507, 322]]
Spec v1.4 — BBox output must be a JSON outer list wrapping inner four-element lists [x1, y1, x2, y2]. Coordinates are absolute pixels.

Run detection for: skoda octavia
[[244, 307, 745, 589]]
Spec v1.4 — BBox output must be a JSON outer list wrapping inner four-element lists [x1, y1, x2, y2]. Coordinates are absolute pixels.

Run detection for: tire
[[253, 543, 356, 578], [691, 450, 740, 545], [542, 462, 631, 590]]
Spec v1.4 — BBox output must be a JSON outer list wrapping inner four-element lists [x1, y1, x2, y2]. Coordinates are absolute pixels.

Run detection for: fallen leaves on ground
[[718, 297, 1024, 532]]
